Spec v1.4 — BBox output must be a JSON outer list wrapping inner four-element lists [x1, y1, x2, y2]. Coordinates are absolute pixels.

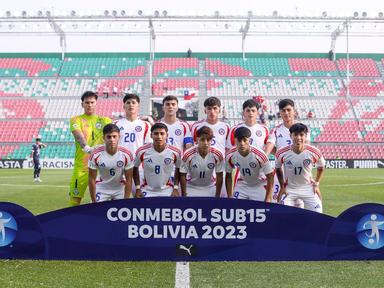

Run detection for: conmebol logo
[[356, 214, 384, 250], [0, 211, 18, 247]]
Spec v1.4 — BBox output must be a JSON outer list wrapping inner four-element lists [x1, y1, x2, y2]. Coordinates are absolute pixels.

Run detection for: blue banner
[[0, 198, 384, 261]]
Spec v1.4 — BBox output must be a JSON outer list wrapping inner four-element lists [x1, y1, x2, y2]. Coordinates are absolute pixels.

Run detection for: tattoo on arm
[[72, 130, 87, 148]]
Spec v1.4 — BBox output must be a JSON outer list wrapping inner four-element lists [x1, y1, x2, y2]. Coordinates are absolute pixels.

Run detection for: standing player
[[275, 123, 325, 213], [114, 93, 152, 153], [226, 99, 269, 150], [133, 123, 181, 197], [69, 91, 112, 206], [225, 127, 274, 201], [159, 95, 193, 152], [265, 99, 307, 155], [114, 94, 152, 196], [191, 97, 229, 155], [180, 126, 224, 197], [88, 124, 134, 202], [31, 138, 47, 182], [264, 98, 308, 205]]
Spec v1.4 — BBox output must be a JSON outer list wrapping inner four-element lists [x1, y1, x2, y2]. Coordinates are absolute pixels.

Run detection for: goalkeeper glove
[[82, 145, 93, 154]]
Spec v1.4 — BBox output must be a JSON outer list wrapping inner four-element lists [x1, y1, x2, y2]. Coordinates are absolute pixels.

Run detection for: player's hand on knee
[[171, 189, 180, 197], [314, 187, 322, 200], [277, 188, 286, 203], [135, 189, 144, 198]]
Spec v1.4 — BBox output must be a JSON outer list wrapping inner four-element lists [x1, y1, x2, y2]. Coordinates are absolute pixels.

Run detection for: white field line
[[175, 262, 190, 288], [322, 181, 384, 187], [0, 183, 68, 188], [0, 176, 30, 179]]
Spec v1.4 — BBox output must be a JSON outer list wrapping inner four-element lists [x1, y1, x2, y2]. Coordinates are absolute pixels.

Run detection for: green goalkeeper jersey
[[70, 113, 112, 171]]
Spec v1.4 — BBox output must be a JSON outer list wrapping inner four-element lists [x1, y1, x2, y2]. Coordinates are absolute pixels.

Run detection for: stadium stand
[[152, 79, 199, 97], [153, 58, 199, 77], [205, 57, 339, 77], [0, 57, 62, 77], [337, 58, 380, 77], [0, 78, 144, 97], [60, 57, 146, 77], [0, 54, 383, 160], [207, 78, 343, 97]]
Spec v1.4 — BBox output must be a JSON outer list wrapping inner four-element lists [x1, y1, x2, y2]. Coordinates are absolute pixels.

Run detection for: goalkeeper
[[69, 91, 111, 206]]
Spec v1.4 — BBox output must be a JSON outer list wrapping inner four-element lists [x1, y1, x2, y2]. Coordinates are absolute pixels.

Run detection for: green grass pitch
[[0, 169, 384, 287]]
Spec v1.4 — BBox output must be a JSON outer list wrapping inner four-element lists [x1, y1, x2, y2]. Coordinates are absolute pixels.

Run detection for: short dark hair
[[81, 91, 98, 102], [234, 127, 251, 140], [289, 123, 308, 134], [35, 138, 41, 142], [278, 99, 295, 110], [151, 122, 168, 133], [242, 99, 260, 110], [162, 95, 178, 105], [123, 93, 140, 103], [204, 97, 221, 108], [103, 123, 120, 135], [196, 126, 214, 140]]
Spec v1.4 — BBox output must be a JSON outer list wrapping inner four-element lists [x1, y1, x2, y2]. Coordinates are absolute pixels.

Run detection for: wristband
[[135, 185, 141, 189], [313, 181, 320, 187], [173, 185, 179, 190]]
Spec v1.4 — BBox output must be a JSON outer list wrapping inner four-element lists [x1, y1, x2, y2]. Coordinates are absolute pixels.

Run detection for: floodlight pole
[[47, 16, 66, 60], [330, 31, 337, 61], [241, 18, 250, 60], [148, 18, 156, 95], [345, 20, 350, 97]]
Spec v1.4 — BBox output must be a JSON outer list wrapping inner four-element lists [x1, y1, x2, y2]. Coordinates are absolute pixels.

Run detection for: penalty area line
[[175, 261, 190, 288], [322, 181, 384, 187]]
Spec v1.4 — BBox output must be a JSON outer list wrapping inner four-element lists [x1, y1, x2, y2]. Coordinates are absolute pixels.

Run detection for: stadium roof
[[0, 12, 384, 37]]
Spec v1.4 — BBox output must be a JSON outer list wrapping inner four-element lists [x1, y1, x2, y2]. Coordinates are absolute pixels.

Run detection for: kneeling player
[[275, 123, 325, 213], [88, 124, 134, 202], [133, 123, 181, 197], [225, 127, 274, 201], [180, 126, 224, 197]]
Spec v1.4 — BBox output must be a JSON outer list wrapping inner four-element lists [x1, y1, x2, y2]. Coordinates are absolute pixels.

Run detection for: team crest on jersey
[[135, 126, 142, 132], [249, 162, 257, 168], [95, 123, 102, 129], [175, 129, 182, 136], [303, 159, 312, 167], [218, 128, 226, 135], [256, 130, 262, 137], [207, 163, 215, 169], [116, 160, 124, 168], [164, 158, 173, 165], [72, 123, 79, 129]]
